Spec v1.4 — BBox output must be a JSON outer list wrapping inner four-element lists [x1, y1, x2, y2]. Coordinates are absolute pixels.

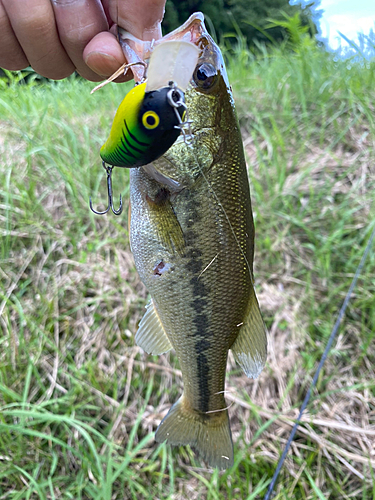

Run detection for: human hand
[[0, 0, 166, 81]]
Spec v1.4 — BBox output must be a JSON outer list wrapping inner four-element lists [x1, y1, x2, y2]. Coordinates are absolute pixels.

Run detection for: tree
[[162, 0, 321, 46]]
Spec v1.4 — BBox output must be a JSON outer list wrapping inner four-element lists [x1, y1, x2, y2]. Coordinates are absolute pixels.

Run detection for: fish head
[[119, 14, 239, 189]]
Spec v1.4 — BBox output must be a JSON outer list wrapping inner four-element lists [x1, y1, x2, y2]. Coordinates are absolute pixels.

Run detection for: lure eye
[[193, 63, 217, 90], [142, 110, 160, 130]]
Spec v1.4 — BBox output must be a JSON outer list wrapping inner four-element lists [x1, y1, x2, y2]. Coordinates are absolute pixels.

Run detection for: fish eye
[[193, 63, 217, 90], [142, 110, 160, 130]]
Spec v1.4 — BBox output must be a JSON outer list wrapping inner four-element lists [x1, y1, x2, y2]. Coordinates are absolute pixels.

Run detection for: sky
[[316, 0, 375, 49]]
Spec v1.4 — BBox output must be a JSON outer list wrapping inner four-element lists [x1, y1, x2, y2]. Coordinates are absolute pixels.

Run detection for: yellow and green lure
[[100, 82, 186, 169]]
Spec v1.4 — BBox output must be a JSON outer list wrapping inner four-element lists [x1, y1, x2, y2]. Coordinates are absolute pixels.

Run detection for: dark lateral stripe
[[196, 352, 210, 412], [124, 119, 150, 147], [121, 130, 145, 154], [195, 339, 211, 352]]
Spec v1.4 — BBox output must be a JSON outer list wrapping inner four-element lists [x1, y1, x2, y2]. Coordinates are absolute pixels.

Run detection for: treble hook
[[89, 161, 123, 216]]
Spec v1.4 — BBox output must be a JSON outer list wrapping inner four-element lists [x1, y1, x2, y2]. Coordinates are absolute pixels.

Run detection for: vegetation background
[[163, 0, 321, 45], [0, 5, 375, 500]]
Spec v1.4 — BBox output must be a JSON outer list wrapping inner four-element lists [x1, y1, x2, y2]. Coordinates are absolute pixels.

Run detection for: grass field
[[0, 35, 375, 499]]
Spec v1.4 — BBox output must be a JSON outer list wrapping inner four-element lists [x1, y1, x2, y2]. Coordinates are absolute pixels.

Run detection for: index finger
[[51, 0, 109, 81], [109, 0, 166, 41]]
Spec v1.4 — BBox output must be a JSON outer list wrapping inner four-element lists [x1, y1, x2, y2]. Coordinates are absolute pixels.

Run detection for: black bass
[[120, 13, 267, 469]]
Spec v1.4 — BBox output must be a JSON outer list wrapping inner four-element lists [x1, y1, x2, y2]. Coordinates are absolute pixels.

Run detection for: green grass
[[0, 37, 374, 499]]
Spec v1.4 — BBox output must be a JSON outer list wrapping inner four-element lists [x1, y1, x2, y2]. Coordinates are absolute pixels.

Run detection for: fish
[[119, 13, 267, 469]]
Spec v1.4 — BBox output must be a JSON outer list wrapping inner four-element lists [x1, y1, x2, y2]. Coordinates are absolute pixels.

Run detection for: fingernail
[[85, 52, 119, 76]]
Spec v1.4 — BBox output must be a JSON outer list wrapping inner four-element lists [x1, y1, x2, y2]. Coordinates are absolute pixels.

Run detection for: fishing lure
[[90, 40, 199, 215], [100, 81, 187, 168]]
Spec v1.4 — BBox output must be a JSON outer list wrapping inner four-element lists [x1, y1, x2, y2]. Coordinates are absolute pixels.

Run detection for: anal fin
[[135, 300, 173, 355], [231, 285, 267, 378]]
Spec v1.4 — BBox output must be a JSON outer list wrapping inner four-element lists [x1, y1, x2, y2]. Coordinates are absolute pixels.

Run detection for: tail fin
[[155, 395, 234, 469]]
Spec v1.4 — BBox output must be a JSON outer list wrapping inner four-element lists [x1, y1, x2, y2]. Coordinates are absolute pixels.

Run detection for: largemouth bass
[[120, 13, 267, 469]]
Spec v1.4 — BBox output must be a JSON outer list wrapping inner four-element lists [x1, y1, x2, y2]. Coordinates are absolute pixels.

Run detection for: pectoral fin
[[135, 300, 173, 355], [155, 202, 185, 255], [146, 188, 185, 255], [231, 285, 267, 378]]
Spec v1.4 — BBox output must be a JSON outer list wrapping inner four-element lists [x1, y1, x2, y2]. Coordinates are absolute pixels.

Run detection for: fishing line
[[263, 222, 375, 500]]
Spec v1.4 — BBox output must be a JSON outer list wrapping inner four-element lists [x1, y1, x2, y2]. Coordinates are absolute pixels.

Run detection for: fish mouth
[[117, 13, 222, 188], [160, 12, 206, 44], [118, 13, 208, 82]]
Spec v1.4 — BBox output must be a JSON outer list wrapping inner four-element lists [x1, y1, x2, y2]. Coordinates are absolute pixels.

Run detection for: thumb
[[109, 0, 166, 41]]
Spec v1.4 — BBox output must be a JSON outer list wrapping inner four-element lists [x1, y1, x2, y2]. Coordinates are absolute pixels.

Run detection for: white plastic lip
[[117, 13, 205, 82], [145, 40, 200, 92]]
